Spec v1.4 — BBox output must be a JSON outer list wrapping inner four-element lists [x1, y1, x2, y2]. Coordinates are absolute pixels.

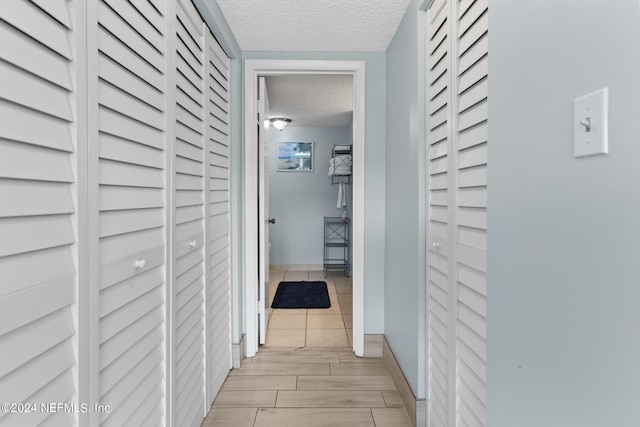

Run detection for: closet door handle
[[134, 259, 147, 269], [190, 240, 197, 249], [431, 241, 440, 250], [268, 218, 276, 224]]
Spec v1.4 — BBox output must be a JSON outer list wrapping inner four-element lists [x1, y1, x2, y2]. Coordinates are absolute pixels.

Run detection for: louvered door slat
[[100, 228, 164, 263], [100, 268, 164, 315], [0, 247, 72, 299], [0, 0, 72, 59], [208, 92, 229, 118], [129, 0, 164, 31], [459, 79, 488, 112], [103, 0, 164, 53], [459, 122, 487, 150], [0, 2, 77, 424], [208, 82, 229, 111], [99, 80, 164, 130], [98, 2, 163, 71], [99, 307, 163, 370], [98, 54, 165, 111], [0, 62, 73, 121], [458, 143, 487, 169], [31, 0, 72, 29], [101, 186, 164, 210], [98, 28, 164, 91], [146, 0, 165, 18], [99, 108, 164, 150], [0, 140, 74, 182], [0, 23, 72, 90], [96, 0, 167, 425], [458, 0, 487, 33], [459, 33, 488, 74], [100, 159, 164, 188], [177, 28, 203, 74], [99, 328, 163, 394], [99, 133, 165, 168]]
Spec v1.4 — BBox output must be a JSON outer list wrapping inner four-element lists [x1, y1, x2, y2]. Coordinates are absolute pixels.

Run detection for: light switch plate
[[574, 88, 608, 158]]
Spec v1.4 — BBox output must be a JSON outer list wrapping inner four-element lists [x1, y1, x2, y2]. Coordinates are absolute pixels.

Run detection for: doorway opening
[[243, 59, 366, 357]]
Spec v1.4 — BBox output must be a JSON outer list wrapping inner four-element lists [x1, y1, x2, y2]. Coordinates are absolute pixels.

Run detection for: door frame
[[243, 59, 366, 357]]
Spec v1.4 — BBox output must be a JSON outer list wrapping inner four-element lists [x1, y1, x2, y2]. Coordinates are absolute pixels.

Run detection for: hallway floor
[[202, 348, 413, 427], [266, 269, 353, 348], [201, 269, 412, 426]]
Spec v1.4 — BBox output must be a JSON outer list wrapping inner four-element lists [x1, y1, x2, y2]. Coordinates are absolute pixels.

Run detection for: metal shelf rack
[[330, 144, 352, 185], [323, 216, 349, 276]]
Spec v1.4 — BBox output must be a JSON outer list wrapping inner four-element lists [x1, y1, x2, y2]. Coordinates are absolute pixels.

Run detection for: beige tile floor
[[202, 349, 413, 427], [265, 270, 353, 349], [201, 270, 412, 427]]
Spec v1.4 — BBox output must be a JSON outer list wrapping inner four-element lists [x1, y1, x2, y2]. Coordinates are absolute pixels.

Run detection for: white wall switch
[[574, 87, 609, 158]]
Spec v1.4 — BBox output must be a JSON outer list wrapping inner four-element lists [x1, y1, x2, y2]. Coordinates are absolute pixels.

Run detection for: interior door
[[0, 2, 79, 425], [95, 0, 168, 424], [204, 27, 232, 405], [257, 76, 270, 344], [427, 0, 453, 425], [173, 0, 207, 425], [426, 0, 489, 426]]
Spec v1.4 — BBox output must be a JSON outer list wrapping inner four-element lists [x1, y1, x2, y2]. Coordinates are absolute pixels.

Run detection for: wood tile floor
[[202, 270, 412, 426], [265, 270, 353, 349], [202, 349, 413, 427]]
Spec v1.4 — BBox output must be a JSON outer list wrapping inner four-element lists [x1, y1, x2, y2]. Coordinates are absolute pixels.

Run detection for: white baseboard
[[269, 264, 323, 271], [383, 337, 422, 427], [416, 399, 426, 426], [232, 335, 245, 369]]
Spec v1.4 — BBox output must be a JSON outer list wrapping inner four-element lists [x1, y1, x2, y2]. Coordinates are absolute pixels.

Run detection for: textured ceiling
[[266, 75, 353, 128], [216, 0, 412, 52]]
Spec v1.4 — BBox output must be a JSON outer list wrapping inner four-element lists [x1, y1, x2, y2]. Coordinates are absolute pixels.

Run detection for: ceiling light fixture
[[269, 117, 292, 131]]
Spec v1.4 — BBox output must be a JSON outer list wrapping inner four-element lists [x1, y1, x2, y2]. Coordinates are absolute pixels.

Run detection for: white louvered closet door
[[94, 0, 168, 425], [455, 0, 488, 425], [427, 0, 488, 426], [204, 30, 232, 403], [0, 1, 79, 426], [173, 0, 207, 425], [427, 0, 453, 425]]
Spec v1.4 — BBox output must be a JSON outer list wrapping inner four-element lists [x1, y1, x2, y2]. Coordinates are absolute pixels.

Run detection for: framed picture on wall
[[276, 142, 314, 172]]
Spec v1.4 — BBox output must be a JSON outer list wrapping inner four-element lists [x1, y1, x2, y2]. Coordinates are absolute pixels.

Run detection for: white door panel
[[173, 1, 207, 426], [426, 0, 488, 426], [205, 27, 232, 405], [0, 1, 78, 426], [258, 76, 271, 344], [0, 1, 233, 426], [95, 0, 168, 425]]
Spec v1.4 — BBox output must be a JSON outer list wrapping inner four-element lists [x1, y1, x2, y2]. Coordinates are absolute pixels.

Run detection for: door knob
[[432, 241, 440, 249], [268, 218, 276, 224]]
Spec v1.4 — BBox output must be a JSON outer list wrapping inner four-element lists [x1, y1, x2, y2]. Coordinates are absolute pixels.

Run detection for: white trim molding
[[243, 59, 366, 357]]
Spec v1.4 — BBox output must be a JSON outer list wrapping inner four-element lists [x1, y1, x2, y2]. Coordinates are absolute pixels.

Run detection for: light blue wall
[[244, 51, 387, 334], [268, 126, 351, 265], [384, 0, 426, 399], [192, 0, 245, 342], [488, 1, 640, 425]]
